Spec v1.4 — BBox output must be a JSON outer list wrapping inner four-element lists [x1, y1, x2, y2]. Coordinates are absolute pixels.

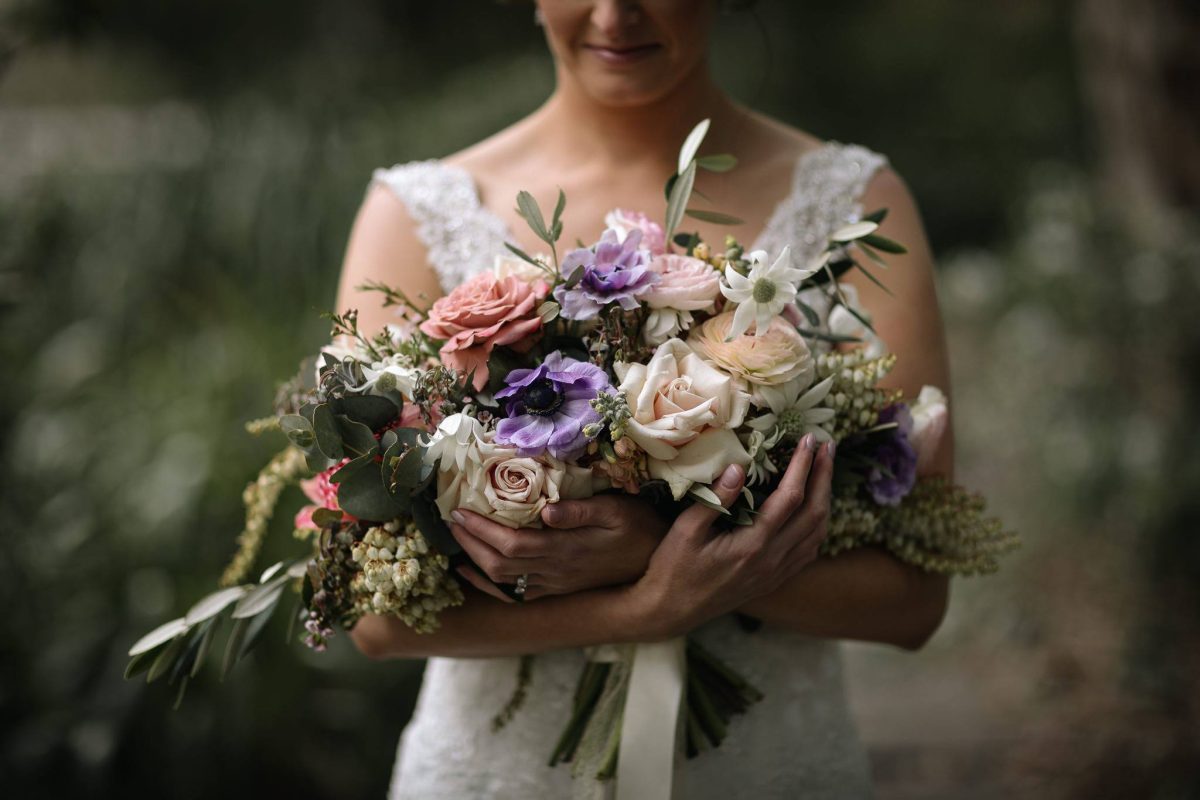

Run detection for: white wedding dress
[[372, 142, 887, 800]]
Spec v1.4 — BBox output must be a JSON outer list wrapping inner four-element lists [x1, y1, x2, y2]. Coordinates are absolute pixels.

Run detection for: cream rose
[[688, 311, 815, 394], [424, 414, 595, 528], [616, 338, 751, 499], [642, 254, 722, 345]]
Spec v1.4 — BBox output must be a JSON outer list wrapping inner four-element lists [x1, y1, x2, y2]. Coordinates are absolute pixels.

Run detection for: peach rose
[[641, 254, 722, 345], [419, 272, 547, 391], [688, 311, 815, 393]]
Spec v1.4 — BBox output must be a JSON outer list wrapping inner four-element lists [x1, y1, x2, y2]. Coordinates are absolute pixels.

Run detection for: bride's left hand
[[449, 494, 667, 602]]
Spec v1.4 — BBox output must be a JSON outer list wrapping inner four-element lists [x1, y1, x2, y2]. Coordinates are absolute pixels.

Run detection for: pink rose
[[644, 255, 721, 311], [419, 272, 547, 391], [605, 208, 667, 255]]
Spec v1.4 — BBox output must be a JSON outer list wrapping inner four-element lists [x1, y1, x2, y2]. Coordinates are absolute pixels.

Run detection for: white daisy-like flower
[[720, 246, 819, 339], [746, 375, 837, 443], [740, 427, 784, 486]]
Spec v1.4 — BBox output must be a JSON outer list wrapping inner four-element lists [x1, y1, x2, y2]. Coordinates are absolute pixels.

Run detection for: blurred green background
[[2, 1, 1197, 797]]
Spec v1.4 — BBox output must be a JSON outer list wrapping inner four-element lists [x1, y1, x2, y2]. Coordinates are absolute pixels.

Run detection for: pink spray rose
[[604, 208, 667, 256], [419, 272, 547, 391], [641, 254, 722, 344]]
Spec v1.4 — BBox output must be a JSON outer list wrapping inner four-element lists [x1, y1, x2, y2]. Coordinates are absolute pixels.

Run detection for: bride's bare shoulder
[[441, 115, 543, 179]]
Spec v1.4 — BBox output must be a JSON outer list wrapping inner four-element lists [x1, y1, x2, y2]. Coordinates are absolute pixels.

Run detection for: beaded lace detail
[[378, 142, 888, 800]]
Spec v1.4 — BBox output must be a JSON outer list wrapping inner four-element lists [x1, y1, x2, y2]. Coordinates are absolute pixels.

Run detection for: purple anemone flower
[[865, 404, 918, 506], [553, 228, 659, 320], [494, 352, 613, 460]]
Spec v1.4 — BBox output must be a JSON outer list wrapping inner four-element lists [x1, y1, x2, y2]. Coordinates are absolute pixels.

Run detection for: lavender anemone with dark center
[[553, 227, 659, 320], [865, 403, 918, 506], [494, 351, 612, 460]]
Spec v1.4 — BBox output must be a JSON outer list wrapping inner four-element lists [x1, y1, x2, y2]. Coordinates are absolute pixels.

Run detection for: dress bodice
[[371, 142, 889, 800]]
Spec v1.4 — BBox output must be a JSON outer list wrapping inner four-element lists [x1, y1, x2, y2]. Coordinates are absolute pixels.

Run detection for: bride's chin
[[575, 74, 678, 109]]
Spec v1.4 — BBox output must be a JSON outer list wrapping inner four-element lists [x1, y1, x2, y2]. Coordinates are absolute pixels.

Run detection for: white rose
[[616, 338, 752, 499], [424, 414, 595, 528], [909, 385, 949, 474]]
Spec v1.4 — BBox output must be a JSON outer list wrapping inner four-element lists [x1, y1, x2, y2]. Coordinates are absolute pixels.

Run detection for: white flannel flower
[[357, 355, 419, 397], [720, 246, 819, 339], [746, 375, 836, 443], [741, 427, 784, 486]]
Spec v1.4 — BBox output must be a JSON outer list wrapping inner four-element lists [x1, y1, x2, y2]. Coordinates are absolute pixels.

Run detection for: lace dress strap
[[371, 160, 510, 294], [756, 142, 890, 268]]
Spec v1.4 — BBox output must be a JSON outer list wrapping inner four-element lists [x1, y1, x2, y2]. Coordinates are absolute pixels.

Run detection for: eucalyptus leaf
[[312, 404, 344, 460], [384, 440, 426, 493], [552, 188, 566, 231], [862, 208, 888, 224], [129, 617, 188, 657], [311, 507, 344, 527], [259, 562, 284, 583], [338, 461, 409, 521], [852, 260, 895, 297], [684, 209, 745, 225], [238, 596, 280, 661], [665, 161, 697, 241], [231, 574, 288, 619], [677, 118, 711, 174], [329, 451, 373, 484], [695, 153, 737, 172], [336, 415, 380, 460], [796, 301, 821, 327], [280, 414, 315, 449], [855, 241, 891, 268], [184, 586, 249, 627], [170, 621, 213, 686], [334, 395, 399, 430], [504, 242, 546, 269], [410, 490, 460, 555], [537, 301, 560, 323]]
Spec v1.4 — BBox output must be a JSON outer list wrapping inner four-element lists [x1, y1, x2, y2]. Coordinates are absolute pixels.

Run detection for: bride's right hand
[[632, 434, 834, 638]]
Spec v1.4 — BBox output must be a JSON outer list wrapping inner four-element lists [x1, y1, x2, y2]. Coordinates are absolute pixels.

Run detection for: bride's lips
[[581, 42, 662, 66]]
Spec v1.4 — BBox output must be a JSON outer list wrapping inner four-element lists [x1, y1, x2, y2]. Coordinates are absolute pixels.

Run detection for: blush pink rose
[[604, 208, 667, 255], [644, 254, 721, 311], [419, 272, 547, 391]]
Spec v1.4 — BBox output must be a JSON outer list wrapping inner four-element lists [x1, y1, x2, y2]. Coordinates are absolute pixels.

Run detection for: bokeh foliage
[[2, 1, 1195, 797]]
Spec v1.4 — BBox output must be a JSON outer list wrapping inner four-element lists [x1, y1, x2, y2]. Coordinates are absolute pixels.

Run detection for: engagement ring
[[514, 574, 528, 598]]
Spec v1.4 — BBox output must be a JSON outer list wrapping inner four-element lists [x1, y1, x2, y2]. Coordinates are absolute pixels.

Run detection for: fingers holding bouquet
[[637, 433, 834, 636]]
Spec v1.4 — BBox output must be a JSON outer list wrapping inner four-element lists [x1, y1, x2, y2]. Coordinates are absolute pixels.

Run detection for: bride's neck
[[535, 63, 745, 172]]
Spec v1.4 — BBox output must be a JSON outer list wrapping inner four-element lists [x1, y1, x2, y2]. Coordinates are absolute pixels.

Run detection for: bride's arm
[[735, 165, 952, 649]]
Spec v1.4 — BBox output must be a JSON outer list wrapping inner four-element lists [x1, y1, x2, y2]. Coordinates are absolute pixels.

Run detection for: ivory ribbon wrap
[[615, 637, 687, 800]]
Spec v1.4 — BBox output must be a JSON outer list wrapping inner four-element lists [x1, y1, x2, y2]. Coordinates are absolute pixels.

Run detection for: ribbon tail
[[615, 637, 687, 800]]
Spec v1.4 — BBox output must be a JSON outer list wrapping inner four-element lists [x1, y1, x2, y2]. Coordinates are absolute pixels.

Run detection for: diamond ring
[[514, 574, 529, 597]]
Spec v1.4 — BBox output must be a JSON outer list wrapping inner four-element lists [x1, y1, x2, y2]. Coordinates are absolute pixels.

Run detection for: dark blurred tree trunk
[[1075, 0, 1200, 241]]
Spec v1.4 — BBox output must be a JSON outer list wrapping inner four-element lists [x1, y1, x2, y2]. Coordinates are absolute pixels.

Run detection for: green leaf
[[684, 209, 745, 225], [146, 633, 188, 683], [312, 403, 344, 460], [384, 437, 426, 493], [537, 301, 560, 323], [504, 242, 546, 269], [796, 301, 821, 328], [664, 173, 678, 202], [796, 327, 863, 344], [664, 161, 697, 241], [184, 586, 249, 626], [336, 415, 380, 460], [852, 260, 895, 297], [310, 507, 344, 527], [855, 241, 891, 268], [124, 645, 163, 680], [688, 484, 731, 513], [410, 491, 460, 556], [516, 191, 550, 244], [695, 153, 737, 172], [221, 617, 249, 681], [552, 188, 566, 232], [859, 233, 907, 254], [190, 618, 219, 679], [238, 596, 280, 660], [862, 208, 888, 224], [231, 574, 288, 619], [334, 395, 399, 430], [129, 617, 188, 656], [677, 118, 711, 174], [337, 461, 409, 521], [279, 414, 315, 449], [172, 674, 190, 711]]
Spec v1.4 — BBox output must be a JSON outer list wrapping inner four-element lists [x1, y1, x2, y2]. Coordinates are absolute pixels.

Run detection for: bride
[[335, 1, 951, 797]]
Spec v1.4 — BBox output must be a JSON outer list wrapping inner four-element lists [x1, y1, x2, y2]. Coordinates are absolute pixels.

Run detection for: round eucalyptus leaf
[[312, 403, 344, 459], [129, 617, 188, 656]]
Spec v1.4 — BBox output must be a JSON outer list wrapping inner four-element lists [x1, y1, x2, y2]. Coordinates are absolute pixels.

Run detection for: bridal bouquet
[[128, 121, 1016, 790]]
